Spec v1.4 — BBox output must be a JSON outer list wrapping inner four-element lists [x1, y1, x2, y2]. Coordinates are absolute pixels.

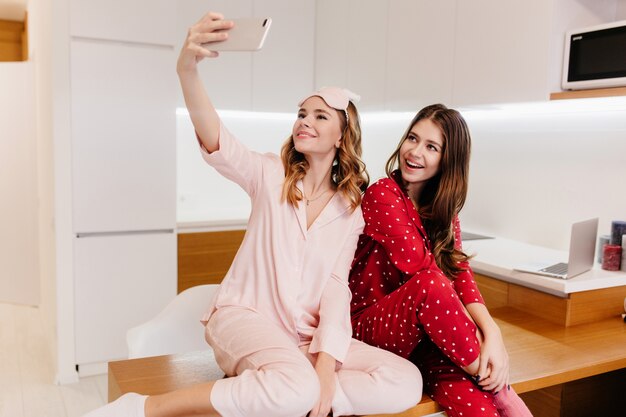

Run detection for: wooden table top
[[109, 307, 626, 416], [492, 307, 626, 393]]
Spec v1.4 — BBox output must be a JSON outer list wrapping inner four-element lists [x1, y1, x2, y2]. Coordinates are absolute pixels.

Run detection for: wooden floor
[[0, 302, 107, 417]]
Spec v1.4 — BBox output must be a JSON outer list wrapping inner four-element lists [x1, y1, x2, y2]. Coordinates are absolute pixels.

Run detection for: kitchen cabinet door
[[385, 0, 456, 111], [316, 0, 454, 111], [70, 0, 175, 46], [74, 233, 176, 365], [451, 0, 553, 106], [315, 0, 388, 111], [251, 0, 315, 112], [71, 39, 176, 234], [314, 0, 350, 94]]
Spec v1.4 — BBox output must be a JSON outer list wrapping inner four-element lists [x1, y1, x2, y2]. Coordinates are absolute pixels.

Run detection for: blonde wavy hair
[[280, 101, 369, 211]]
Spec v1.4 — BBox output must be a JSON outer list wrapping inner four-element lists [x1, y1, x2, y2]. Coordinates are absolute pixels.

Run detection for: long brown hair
[[280, 101, 369, 211], [385, 104, 472, 278]]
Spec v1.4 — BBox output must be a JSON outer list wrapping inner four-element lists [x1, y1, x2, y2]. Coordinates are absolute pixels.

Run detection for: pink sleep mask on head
[[298, 87, 361, 119]]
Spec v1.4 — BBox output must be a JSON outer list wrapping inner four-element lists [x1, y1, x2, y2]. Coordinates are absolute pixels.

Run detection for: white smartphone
[[205, 17, 272, 52]]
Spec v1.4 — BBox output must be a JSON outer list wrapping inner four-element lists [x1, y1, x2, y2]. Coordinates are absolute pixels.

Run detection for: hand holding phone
[[204, 18, 272, 52]]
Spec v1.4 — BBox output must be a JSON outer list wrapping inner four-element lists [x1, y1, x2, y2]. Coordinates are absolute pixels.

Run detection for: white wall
[[462, 102, 626, 251], [0, 62, 40, 305], [31, 0, 58, 378], [177, 112, 286, 222]]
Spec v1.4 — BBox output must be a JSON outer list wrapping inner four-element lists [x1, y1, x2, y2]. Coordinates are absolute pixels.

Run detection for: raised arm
[[176, 12, 233, 152]]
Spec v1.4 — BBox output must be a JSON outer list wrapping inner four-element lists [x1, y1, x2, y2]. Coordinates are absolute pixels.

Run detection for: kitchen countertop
[[464, 237, 626, 297]]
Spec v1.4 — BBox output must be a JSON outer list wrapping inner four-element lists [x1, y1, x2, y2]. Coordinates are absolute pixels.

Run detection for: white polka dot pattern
[[349, 177, 485, 368], [348, 175, 531, 415]]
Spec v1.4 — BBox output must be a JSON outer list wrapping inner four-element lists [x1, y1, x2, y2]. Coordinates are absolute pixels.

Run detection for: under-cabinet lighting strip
[[176, 96, 626, 122]]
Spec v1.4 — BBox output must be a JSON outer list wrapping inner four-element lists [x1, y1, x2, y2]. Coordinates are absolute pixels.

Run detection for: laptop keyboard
[[540, 262, 569, 275]]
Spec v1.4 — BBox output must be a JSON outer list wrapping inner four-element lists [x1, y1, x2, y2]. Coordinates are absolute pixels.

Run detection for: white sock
[[83, 392, 147, 417]]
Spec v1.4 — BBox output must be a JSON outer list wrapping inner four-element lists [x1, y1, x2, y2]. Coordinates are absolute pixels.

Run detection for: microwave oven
[[561, 19, 626, 90]]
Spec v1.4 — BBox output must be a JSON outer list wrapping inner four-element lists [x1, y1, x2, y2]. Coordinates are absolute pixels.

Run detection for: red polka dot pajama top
[[349, 174, 484, 369]]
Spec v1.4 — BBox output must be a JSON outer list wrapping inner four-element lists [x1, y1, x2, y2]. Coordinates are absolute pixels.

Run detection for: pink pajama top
[[199, 122, 364, 363]]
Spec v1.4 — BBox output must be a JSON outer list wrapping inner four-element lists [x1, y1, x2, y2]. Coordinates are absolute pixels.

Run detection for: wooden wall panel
[[474, 273, 509, 308], [475, 273, 572, 326], [0, 18, 25, 62], [21, 12, 28, 60], [177, 230, 245, 293], [567, 286, 626, 326], [476, 271, 626, 327], [508, 285, 571, 326]]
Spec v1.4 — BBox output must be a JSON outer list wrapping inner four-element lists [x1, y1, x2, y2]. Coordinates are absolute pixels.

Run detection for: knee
[[374, 358, 423, 412], [392, 363, 423, 411], [271, 366, 320, 417]]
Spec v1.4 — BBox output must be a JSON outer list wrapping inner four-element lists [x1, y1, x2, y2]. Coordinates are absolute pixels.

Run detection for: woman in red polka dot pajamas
[[349, 104, 532, 417]]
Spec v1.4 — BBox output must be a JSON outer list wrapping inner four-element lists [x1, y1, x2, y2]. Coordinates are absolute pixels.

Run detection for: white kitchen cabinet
[[314, 0, 350, 95], [451, 0, 554, 106], [252, 0, 315, 112], [316, 0, 456, 111], [385, 0, 456, 111], [74, 233, 176, 365], [451, 0, 624, 106], [69, 5, 178, 371], [315, 0, 388, 111], [71, 39, 176, 234], [70, 0, 175, 46], [315, 0, 624, 109], [70, 39, 177, 368], [317, 0, 542, 109]]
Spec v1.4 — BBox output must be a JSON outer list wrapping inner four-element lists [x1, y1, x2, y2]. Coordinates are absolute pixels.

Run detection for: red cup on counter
[[602, 244, 622, 271]]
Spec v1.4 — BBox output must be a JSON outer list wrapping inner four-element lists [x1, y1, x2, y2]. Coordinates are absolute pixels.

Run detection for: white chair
[[126, 284, 224, 379]]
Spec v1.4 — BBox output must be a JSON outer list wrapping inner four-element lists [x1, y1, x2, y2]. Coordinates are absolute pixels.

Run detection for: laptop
[[513, 218, 598, 279]]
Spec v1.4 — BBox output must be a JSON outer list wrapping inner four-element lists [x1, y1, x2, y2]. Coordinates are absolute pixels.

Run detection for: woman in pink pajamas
[[85, 12, 421, 417], [349, 104, 532, 417]]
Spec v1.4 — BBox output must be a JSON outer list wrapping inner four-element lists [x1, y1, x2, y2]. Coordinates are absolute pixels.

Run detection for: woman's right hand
[[177, 12, 234, 74]]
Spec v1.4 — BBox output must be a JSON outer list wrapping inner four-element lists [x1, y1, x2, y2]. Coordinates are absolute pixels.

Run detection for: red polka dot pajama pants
[[352, 270, 502, 416]]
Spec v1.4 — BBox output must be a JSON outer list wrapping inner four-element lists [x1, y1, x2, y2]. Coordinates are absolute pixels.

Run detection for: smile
[[405, 160, 424, 169], [296, 131, 315, 138]]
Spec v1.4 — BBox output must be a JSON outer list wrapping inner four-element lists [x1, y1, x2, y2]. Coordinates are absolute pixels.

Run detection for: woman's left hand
[[310, 352, 337, 417], [476, 327, 509, 393], [464, 302, 510, 393]]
